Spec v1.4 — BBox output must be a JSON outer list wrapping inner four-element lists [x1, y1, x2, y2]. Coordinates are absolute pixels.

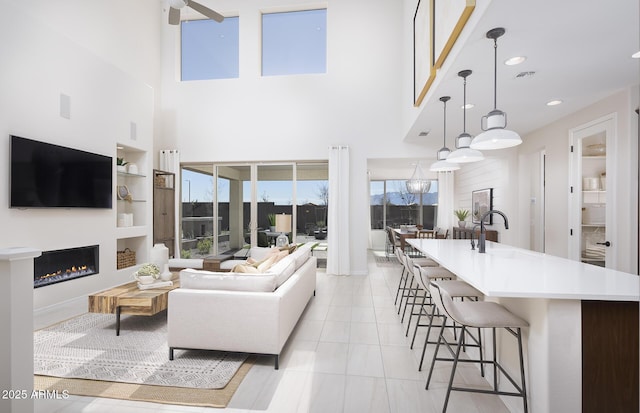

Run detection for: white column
[[0, 247, 41, 413]]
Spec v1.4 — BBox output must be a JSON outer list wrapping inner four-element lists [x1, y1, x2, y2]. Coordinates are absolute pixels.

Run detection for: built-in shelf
[[116, 225, 147, 238], [573, 132, 607, 267], [116, 144, 150, 268], [117, 171, 147, 178]]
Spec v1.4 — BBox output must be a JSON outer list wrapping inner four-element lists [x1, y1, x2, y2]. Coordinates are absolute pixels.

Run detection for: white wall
[[0, 1, 159, 309], [159, 0, 418, 275], [453, 88, 637, 271], [453, 152, 519, 245], [517, 88, 637, 271]]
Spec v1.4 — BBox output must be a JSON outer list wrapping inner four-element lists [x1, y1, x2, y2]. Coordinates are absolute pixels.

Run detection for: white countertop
[[407, 239, 639, 301]]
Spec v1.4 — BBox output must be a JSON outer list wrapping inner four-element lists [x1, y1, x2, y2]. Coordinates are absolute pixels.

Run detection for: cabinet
[[569, 115, 613, 268], [153, 170, 175, 258], [453, 226, 498, 242], [116, 144, 150, 269]]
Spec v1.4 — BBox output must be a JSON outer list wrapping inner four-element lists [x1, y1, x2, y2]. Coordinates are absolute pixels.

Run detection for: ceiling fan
[[167, 0, 224, 25]]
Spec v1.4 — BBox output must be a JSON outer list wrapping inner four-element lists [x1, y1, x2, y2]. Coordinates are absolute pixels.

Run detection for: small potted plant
[[267, 214, 276, 232], [454, 209, 470, 228], [117, 157, 128, 173], [314, 220, 327, 240], [133, 263, 160, 285]]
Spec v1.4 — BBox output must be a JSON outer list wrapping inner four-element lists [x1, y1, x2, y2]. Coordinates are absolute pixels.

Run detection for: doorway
[[569, 114, 616, 267], [179, 161, 328, 258]]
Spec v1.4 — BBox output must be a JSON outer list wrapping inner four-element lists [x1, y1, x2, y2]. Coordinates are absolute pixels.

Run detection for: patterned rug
[[34, 312, 247, 389]]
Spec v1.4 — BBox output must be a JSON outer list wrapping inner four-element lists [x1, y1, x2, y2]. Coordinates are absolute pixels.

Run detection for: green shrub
[[197, 238, 212, 255], [181, 249, 192, 259]]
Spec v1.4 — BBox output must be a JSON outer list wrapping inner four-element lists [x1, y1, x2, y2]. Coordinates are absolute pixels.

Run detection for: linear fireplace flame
[[34, 245, 99, 288]]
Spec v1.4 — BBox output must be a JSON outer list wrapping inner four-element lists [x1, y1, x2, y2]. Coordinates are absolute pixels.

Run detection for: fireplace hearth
[[34, 245, 99, 288]]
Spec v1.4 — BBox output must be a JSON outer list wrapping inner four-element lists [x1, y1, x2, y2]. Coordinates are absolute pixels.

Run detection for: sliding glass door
[[180, 161, 328, 257]]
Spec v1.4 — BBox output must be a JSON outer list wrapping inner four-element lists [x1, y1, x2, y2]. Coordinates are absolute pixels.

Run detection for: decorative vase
[[117, 165, 126, 172], [160, 264, 172, 281], [150, 243, 169, 270], [458, 221, 467, 228]]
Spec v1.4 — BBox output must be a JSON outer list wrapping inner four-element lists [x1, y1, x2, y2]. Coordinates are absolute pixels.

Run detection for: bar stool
[[398, 253, 438, 321], [426, 280, 529, 413], [413, 275, 483, 372], [394, 248, 437, 310], [405, 264, 454, 337]]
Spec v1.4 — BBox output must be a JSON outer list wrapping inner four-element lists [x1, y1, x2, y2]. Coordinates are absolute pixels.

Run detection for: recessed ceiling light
[[505, 56, 526, 65], [462, 103, 474, 109], [418, 130, 430, 136], [632, 51, 640, 59], [546, 99, 563, 106]]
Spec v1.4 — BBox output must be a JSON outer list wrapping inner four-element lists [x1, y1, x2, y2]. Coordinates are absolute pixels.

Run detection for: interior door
[[569, 114, 616, 267]]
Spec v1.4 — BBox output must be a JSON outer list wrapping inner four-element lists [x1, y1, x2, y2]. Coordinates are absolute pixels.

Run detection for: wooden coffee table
[[88, 274, 180, 335]]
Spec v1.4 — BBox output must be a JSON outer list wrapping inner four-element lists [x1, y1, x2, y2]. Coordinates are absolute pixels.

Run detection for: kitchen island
[[407, 238, 639, 413]]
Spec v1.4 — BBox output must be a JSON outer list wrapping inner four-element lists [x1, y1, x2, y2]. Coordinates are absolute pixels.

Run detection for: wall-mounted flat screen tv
[[10, 135, 113, 208]]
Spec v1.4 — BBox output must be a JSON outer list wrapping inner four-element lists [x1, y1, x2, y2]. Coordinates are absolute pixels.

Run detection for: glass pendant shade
[[470, 28, 522, 150], [406, 162, 431, 193]]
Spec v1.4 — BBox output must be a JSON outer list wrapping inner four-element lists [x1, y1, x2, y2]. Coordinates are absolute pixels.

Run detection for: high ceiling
[[401, 0, 639, 163]]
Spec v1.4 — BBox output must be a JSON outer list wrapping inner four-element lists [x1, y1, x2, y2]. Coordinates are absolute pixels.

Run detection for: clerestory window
[[181, 17, 239, 81], [262, 9, 327, 76]]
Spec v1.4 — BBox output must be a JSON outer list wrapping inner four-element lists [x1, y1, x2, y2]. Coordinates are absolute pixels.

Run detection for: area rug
[[34, 313, 247, 389], [34, 359, 253, 408]]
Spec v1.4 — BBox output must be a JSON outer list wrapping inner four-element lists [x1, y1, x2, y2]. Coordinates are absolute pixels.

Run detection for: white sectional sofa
[[167, 243, 317, 369]]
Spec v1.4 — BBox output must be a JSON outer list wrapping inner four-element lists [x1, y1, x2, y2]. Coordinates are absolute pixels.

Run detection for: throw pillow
[[232, 264, 260, 273], [257, 254, 278, 272]]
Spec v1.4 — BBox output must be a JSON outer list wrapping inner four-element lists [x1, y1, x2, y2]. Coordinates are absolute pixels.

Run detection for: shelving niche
[[116, 143, 150, 269], [579, 147, 606, 266]]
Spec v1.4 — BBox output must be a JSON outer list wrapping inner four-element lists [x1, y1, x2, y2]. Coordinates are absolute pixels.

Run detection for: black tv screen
[[10, 135, 113, 208]]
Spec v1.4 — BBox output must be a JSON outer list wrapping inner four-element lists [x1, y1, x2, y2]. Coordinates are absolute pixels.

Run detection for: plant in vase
[[117, 157, 128, 172], [454, 209, 470, 228], [133, 263, 160, 285], [267, 214, 276, 232]]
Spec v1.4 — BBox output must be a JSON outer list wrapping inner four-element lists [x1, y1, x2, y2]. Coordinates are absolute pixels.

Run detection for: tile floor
[[34, 250, 510, 413]]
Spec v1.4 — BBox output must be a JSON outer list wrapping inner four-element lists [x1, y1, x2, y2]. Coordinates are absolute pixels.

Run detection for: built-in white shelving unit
[[116, 144, 151, 270]]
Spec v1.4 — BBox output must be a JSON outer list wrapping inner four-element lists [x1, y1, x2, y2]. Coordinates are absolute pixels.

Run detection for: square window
[[262, 9, 327, 76], [181, 17, 239, 81]]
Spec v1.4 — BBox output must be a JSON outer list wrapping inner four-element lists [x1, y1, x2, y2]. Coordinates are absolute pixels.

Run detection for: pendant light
[[447, 70, 484, 163], [430, 96, 461, 172], [470, 27, 522, 150], [406, 161, 431, 193]]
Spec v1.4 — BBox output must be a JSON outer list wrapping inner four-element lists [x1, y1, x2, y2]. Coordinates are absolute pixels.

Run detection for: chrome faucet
[[477, 209, 509, 253]]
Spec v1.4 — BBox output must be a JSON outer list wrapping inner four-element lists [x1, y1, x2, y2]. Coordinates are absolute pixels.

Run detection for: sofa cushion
[[249, 246, 279, 262], [168, 258, 204, 269], [290, 243, 312, 269], [179, 268, 277, 292], [265, 256, 297, 287], [231, 264, 260, 273]]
